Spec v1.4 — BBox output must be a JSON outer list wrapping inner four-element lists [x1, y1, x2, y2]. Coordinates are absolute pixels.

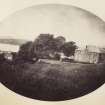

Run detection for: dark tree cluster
[[18, 34, 78, 61]]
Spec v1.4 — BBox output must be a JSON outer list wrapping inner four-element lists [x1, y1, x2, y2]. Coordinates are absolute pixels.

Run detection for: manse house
[[74, 45, 105, 64]]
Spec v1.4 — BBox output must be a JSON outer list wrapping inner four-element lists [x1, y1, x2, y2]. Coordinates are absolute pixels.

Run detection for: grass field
[[0, 59, 105, 101]]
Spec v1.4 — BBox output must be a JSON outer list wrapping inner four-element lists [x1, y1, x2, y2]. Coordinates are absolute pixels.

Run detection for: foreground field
[[0, 59, 105, 101]]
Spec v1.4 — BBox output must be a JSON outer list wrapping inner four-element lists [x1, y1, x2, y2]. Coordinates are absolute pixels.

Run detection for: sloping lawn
[[0, 60, 105, 101]]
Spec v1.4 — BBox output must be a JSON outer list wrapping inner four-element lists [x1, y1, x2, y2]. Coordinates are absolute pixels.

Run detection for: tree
[[0, 53, 6, 62], [32, 34, 57, 58], [61, 41, 77, 57], [18, 41, 35, 61], [54, 36, 66, 52]]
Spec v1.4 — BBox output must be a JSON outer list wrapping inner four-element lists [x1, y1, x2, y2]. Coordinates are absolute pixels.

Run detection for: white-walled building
[[74, 45, 105, 64]]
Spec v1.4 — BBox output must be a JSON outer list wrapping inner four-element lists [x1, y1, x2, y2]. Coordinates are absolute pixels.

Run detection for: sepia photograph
[[0, 3, 105, 102]]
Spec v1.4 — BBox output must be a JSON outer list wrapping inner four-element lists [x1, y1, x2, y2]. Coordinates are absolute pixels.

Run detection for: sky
[[0, 4, 105, 47]]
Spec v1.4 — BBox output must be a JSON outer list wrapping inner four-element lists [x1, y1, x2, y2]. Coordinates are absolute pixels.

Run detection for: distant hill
[[0, 38, 29, 45]]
